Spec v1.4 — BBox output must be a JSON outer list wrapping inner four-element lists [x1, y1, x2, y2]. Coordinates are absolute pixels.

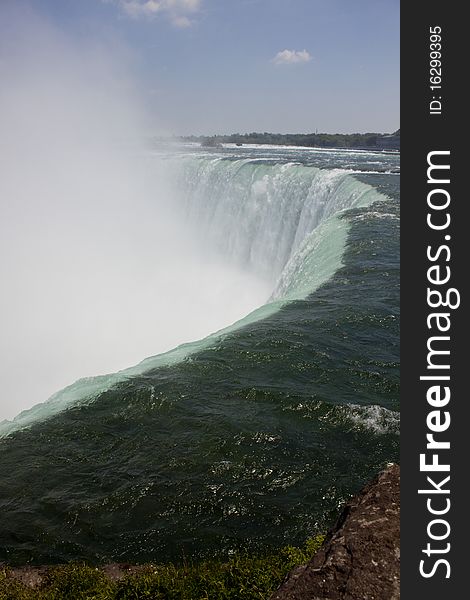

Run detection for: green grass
[[0, 536, 324, 600]]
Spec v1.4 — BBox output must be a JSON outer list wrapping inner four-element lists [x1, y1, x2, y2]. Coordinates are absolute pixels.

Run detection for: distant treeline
[[179, 129, 400, 149]]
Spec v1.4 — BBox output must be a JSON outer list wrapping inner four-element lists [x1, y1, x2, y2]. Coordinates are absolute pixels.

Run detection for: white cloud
[[171, 15, 192, 28], [106, 0, 201, 26], [273, 49, 312, 65], [120, 1, 161, 19]]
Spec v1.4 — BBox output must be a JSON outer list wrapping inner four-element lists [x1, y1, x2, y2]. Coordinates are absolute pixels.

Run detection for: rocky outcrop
[[270, 463, 400, 600]]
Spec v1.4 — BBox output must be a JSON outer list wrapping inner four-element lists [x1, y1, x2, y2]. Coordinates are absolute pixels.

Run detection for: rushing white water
[[171, 157, 382, 299], [0, 153, 388, 437]]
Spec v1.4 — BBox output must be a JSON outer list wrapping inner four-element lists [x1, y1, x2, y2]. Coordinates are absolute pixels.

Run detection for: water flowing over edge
[[0, 158, 390, 438]]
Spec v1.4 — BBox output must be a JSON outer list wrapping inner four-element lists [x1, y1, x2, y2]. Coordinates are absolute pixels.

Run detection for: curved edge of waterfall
[[0, 165, 389, 439]]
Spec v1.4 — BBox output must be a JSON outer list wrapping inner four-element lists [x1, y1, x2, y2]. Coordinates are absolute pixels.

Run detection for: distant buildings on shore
[[161, 128, 401, 152]]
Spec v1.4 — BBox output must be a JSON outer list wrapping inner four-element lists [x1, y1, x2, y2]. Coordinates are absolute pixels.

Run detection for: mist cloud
[[0, 4, 268, 423]]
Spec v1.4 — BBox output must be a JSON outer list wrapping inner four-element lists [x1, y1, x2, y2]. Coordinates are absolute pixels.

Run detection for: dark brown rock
[[270, 463, 400, 600], [2, 564, 49, 588], [1, 562, 148, 589]]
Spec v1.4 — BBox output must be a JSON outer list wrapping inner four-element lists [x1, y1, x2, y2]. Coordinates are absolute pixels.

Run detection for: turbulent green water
[[0, 145, 399, 565]]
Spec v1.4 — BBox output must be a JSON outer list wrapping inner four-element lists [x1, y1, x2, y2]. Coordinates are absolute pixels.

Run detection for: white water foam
[[346, 403, 400, 435]]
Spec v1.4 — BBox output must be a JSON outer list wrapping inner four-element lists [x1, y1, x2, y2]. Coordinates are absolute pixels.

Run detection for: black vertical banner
[[401, 3, 466, 598]]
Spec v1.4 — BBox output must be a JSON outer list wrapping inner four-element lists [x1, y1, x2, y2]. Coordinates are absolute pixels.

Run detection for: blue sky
[[4, 0, 399, 135]]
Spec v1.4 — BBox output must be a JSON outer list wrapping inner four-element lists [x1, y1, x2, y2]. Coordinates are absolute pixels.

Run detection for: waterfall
[[0, 154, 386, 438]]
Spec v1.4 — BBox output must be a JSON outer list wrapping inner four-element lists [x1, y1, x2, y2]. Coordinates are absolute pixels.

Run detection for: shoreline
[[1, 464, 399, 599]]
